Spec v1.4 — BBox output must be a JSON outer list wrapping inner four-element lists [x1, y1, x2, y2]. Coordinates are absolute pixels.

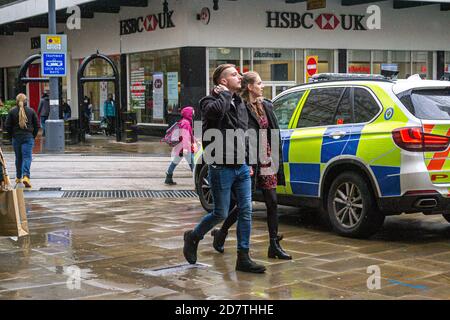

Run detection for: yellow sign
[[305, 56, 319, 82], [46, 36, 62, 50], [307, 0, 326, 10]]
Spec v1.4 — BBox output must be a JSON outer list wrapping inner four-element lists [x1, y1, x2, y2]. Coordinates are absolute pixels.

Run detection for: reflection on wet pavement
[[1, 134, 172, 156], [1, 198, 449, 300]]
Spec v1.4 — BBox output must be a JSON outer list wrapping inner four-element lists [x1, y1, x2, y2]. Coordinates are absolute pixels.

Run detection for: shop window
[[129, 49, 180, 124], [297, 88, 343, 128], [0, 68, 4, 101], [273, 90, 305, 129], [208, 48, 240, 89], [253, 48, 295, 82], [6, 66, 19, 100], [82, 57, 119, 121], [391, 51, 411, 79], [353, 88, 380, 123], [296, 49, 304, 84], [446, 52, 450, 73], [412, 51, 432, 79], [348, 50, 371, 74], [305, 49, 335, 76], [242, 48, 251, 75], [372, 50, 388, 75]]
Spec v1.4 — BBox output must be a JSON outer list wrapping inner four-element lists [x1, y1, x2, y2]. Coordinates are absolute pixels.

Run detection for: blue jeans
[[12, 135, 34, 179], [40, 116, 48, 136], [167, 152, 194, 174], [193, 164, 252, 250]]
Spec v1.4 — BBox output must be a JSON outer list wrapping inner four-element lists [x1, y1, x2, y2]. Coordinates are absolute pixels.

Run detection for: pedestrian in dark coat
[[5, 93, 39, 188], [37, 92, 50, 136], [211, 71, 291, 260]]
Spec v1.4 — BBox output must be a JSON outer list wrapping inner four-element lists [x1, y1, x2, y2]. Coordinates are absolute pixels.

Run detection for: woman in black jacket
[[211, 71, 291, 260], [5, 93, 39, 188]]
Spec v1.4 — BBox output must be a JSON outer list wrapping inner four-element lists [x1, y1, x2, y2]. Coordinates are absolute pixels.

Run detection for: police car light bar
[[309, 73, 390, 83]]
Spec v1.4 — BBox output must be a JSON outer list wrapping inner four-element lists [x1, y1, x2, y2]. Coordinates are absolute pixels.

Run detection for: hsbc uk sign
[[120, 11, 175, 36], [266, 6, 381, 31]]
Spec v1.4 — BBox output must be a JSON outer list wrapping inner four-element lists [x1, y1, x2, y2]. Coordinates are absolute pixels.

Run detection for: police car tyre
[[196, 165, 213, 212], [327, 172, 385, 238], [443, 214, 450, 223]]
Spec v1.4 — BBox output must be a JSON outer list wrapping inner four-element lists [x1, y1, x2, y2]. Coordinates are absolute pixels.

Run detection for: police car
[[194, 73, 450, 238]]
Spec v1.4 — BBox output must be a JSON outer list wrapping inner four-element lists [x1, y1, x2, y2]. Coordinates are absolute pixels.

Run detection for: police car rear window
[[400, 89, 450, 120]]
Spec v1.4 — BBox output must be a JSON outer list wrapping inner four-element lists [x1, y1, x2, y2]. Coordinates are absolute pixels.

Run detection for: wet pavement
[[0, 197, 449, 300], [2, 134, 172, 156], [1, 135, 194, 191], [1, 134, 450, 300]]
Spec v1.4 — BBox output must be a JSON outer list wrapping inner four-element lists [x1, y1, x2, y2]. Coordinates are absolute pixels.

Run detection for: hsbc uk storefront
[[202, 0, 449, 100], [1, 0, 450, 128]]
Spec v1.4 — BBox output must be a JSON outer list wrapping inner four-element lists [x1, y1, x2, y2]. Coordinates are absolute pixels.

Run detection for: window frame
[[296, 86, 346, 128], [272, 89, 306, 130], [332, 87, 354, 125], [294, 85, 383, 129], [352, 86, 383, 125]]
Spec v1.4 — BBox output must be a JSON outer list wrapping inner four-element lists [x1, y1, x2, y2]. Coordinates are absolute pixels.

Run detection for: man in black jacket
[[183, 64, 266, 273], [37, 92, 50, 137]]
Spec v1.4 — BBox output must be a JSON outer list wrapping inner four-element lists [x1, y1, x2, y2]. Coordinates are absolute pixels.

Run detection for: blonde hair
[[16, 93, 28, 129], [240, 71, 265, 118]]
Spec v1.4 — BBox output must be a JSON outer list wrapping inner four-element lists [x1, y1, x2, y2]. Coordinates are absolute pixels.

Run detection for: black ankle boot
[[268, 237, 292, 260], [165, 173, 177, 185], [183, 230, 200, 264], [235, 249, 266, 273], [211, 228, 227, 253]]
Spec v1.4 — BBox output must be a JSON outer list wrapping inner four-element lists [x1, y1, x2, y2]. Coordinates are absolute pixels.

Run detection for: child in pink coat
[[165, 106, 196, 185]]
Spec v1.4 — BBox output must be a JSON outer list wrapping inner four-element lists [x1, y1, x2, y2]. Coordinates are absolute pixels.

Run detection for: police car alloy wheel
[[333, 182, 363, 229], [327, 172, 385, 238]]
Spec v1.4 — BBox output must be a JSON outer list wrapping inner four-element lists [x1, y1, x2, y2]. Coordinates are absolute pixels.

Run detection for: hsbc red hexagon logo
[[144, 15, 158, 32], [315, 13, 340, 30]]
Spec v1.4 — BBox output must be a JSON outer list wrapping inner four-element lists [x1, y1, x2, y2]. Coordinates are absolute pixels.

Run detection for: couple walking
[[183, 64, 291, 274]]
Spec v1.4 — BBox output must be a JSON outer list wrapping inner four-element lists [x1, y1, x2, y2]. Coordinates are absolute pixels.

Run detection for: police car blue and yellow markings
[[280, 83, 410, 198], [289, 163, 321, 196], [320, 124, 366, 163]]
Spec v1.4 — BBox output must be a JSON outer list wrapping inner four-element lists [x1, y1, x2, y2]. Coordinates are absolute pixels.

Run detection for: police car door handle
[[330, 131, 346, 139]]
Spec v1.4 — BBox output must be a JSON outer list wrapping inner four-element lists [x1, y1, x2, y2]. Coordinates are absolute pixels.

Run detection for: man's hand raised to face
[[213, 84, 229, 95]]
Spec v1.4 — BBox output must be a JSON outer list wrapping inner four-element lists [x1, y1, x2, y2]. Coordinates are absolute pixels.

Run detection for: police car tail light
[[392, 127, 450, 152]]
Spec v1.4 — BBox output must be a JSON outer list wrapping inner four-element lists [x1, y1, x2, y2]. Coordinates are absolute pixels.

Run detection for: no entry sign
[[306, 56, 319, 81]]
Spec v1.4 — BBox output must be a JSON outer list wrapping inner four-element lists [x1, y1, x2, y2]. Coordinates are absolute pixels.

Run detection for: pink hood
[[181, 106, 194, 122], [173, 106, 195, 154]]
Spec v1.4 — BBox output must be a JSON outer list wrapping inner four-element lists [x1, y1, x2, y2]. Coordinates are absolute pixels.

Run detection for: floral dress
[[256, 112, 278, 190]]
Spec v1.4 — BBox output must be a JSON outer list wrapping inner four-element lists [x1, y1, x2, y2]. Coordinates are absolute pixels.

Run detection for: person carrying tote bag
[[0, 147, 29, 237]]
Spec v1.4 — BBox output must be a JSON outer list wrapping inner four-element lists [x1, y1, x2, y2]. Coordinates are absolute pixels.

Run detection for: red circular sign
[[307, 57, 318, 76]]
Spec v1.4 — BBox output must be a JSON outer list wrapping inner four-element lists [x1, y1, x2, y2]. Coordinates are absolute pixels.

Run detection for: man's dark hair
[[212, 64, 236, 86]]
